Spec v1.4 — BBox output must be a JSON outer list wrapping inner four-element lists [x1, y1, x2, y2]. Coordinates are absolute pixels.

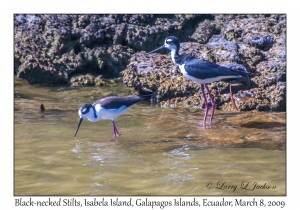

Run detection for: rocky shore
[[14, 14, 286, 111]]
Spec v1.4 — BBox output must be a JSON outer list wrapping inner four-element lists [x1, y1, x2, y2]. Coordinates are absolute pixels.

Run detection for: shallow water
[[14, 77, 286, 196]]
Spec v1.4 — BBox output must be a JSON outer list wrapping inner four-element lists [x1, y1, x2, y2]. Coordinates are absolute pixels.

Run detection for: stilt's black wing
[[93, 96, 143, 109], [184, 59, 243, 80]]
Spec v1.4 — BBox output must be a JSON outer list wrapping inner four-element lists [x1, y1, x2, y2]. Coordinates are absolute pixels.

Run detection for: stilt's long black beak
[[74, 118, 83, 137], [149, 45, 165, 53]]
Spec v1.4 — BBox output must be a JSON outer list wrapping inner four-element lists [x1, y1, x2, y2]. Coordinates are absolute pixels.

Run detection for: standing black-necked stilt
[[74, 96, 146, 138], [150, 36, 253, 126]]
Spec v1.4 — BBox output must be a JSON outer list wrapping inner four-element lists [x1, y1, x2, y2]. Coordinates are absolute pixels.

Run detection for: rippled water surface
[[14, 77, 286, 195]]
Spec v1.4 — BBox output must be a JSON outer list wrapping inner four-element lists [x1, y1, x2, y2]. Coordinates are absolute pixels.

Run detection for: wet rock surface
[[14, 14, 286, 111], [14, 14, 206, 86]]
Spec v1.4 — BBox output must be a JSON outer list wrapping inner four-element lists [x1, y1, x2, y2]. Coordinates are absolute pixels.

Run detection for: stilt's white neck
[[170, 49, 177, 64], [86, 108, 100, 122]]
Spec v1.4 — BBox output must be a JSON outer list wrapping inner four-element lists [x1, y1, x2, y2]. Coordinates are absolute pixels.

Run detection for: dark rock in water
[[40, 104, 45, 118], [40, 104, 45, 112]]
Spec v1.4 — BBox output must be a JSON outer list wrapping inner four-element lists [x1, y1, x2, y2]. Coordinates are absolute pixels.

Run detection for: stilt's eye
[[80, 104, 92, 114], [166, 39, 172, 44], [81, 105, 90, 114]]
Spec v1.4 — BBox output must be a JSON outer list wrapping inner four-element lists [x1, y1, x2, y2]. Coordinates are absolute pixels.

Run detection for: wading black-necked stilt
[[74, 96, 146, 138], [150, 36, 253, 126]]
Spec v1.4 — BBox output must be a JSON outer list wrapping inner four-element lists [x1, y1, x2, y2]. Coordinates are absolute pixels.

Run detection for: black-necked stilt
[[74, 96, 146, 138], [150, 36, 253, 126]]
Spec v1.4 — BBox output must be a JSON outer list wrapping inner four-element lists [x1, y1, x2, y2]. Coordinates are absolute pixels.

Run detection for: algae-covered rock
[[14, 14, 286, 111], [14, 14, 207, 86], [122, 14, 286, 111]]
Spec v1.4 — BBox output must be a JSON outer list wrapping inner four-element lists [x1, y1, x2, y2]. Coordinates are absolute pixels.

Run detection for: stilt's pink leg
[[205, 84, 216, 125], [200, 84, 209, 126], [111, 120, 119, 137]]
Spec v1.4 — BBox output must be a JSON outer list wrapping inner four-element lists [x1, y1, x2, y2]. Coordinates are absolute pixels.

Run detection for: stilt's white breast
[[179, 63, 187, 75], [89, 104, 132, 121]]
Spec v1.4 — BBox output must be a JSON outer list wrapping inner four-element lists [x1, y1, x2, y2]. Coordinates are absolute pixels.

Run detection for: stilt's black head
[[149, 36, 180, 54], [74, 104, 97, 138]]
